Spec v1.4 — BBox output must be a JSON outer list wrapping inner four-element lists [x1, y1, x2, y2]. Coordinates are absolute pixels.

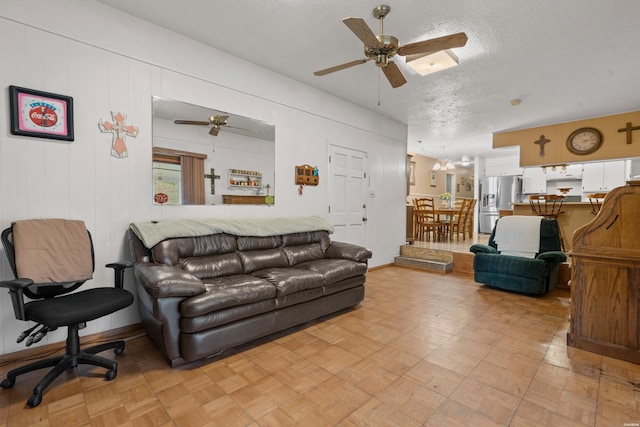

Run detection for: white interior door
[[327, 145, 368, 246]]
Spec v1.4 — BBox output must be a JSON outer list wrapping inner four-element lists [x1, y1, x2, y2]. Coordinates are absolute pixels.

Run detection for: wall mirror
[[152, 96, 275, 205]]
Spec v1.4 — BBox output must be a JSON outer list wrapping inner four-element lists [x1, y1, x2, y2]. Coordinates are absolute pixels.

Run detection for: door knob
[[362, 217, 368, 222]]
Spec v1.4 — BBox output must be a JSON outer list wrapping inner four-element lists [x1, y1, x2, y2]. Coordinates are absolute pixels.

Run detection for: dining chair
[[449, 198, 473, 240], [464, 199, 477, 239], [413, 198, 445, 241]]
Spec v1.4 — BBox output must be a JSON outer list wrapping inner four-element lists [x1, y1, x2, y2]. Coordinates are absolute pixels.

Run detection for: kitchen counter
[[513, 201, 591, 205], [513, 202, 595, 251]]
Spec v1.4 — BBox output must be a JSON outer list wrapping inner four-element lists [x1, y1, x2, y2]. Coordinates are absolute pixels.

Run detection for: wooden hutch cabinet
[[567, 180, 640, 364]]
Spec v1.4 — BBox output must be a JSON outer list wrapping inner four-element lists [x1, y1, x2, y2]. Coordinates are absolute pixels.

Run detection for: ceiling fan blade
[[174, 120, 210, 126], [314, 58, 370, 76], [397, 32, 468, 56], [209, 127, 219, 136], [343, 17, 380, 47], [382, 61, 407, 88]]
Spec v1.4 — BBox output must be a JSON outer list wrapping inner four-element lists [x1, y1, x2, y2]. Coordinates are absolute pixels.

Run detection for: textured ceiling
[[96, 0, 640, 162]]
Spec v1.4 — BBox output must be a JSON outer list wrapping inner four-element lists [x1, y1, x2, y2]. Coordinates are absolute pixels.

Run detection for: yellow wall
[[493, 110, 640, 166], [408, 153, 474, 199]]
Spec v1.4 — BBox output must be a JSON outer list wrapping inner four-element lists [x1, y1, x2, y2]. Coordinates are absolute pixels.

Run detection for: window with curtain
[[152, 147, 207, 205]]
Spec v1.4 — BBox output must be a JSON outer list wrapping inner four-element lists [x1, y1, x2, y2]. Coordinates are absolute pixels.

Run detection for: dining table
[[410, 201, 476, 242], [433, 206, 475, 240]]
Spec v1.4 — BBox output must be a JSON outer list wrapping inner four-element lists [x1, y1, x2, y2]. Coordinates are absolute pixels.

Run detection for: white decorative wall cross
[[98, 111, 139, 158]]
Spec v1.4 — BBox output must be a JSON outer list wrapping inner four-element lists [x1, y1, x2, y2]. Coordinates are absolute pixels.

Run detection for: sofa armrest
[[469, 244, 498, 255], [325, 241, 372, 262], [134, 263, 205, 298], [536, 251, 567, 263]]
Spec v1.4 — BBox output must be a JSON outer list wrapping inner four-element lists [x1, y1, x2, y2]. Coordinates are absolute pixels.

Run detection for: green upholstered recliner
[[470, 218, 566, 295]]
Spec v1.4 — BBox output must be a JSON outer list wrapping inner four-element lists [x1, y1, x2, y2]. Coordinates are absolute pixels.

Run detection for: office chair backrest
[[1, 220, 95, 300]]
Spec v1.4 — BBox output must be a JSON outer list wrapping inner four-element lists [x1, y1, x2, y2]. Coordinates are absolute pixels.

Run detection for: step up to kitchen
[[394, 255, 453, 273]]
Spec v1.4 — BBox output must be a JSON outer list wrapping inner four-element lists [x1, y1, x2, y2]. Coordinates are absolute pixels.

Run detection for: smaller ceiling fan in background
[[314, 5, 468, 88], [174, 115, 256, 136]]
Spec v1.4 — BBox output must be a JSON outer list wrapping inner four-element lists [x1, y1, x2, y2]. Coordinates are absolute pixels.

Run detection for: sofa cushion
[[323, 276, 366, 296], [180, 300, 275, 332], [238, 248, 289, 274], [181, 252, 243, 279], [180, 275, 276, 317], [281, 231, 331, 250], [251, 267, 325, 296], [283, 244, 324, 266], [151, 233, 237, 266], [237, 235, 281, 251], [275, 288, 323, 308], [297, 259, 368, 284]]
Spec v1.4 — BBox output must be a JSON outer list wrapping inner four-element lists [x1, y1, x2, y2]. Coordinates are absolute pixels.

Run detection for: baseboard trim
[[368, 263, 394, 271]]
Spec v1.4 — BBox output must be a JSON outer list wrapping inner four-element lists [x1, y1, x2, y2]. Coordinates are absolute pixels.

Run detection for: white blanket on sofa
[[493, 216, 543, 258], [130, 216, 334, 248]]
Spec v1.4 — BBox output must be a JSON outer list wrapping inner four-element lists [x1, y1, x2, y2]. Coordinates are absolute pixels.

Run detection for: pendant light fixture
[[432, 145, 455, 171]]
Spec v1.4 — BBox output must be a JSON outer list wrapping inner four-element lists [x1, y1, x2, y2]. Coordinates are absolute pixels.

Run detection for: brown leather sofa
[[129, 228, 372, 367]]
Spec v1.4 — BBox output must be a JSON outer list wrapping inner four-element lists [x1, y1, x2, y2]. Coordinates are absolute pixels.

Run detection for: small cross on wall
[[98, 111, 139, 158], [204, 168, 221, 194], [618, 122, 640, 145], [534, 135, 551, 157]]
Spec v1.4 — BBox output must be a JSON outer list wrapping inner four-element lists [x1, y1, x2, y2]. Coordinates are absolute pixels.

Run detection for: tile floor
[[1, 265, 639, 426]]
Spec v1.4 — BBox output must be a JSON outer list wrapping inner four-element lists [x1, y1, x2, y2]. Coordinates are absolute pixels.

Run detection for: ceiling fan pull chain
[[378, 69, 381, 106]]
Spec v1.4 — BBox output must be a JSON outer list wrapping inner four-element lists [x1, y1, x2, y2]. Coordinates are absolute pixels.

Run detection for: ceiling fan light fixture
[[376, 54, 389, 67], [407, 49, 459, 76]]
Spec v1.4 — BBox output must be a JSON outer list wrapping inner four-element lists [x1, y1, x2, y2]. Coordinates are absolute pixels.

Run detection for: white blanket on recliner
[[493, 216, 543, 258]]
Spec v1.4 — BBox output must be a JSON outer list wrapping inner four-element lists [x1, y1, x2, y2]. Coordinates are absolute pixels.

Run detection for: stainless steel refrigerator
[[479, 175, 523, 233]]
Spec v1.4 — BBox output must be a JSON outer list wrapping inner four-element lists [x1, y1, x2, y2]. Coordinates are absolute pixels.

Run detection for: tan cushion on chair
[[12, 219, 93, 283]]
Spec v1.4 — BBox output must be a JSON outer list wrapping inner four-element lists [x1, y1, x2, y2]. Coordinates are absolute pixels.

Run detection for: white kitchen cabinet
[[522, 167, 547, 194], [581, 161, 628, 192], [483, 155, 523, 177], [545, 163, 583, 181], [484, 164, 523, 177]]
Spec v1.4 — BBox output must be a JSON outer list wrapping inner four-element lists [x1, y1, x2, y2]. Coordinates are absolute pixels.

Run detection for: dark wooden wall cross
[[204, 168, 221, 194], [618, 122, 640, 144], [534, 134, 551, 157]]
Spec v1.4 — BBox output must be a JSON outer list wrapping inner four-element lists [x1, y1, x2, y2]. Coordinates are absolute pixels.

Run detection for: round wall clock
[[566, 127, 603, 155]]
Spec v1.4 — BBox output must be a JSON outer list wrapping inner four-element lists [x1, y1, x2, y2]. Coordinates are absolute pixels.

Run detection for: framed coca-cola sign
[[9, 85, 74, 141]]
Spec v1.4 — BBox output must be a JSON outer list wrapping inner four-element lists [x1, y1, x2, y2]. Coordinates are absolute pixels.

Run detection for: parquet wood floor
[[2, 266, 640, 426]]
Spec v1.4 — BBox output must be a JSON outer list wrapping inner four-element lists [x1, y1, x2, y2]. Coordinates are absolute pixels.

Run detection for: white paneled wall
[[0, 1, 407, 356]]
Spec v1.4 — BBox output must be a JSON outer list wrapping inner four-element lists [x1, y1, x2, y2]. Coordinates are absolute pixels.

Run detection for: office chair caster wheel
[[27, 393, 42, 407], [1, 377, 15, 389], [105, 368, 117, 381], [114, 343, 125, 356]]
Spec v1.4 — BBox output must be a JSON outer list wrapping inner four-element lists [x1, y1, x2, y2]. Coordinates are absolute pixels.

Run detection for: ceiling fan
[[313, 5, 468, 88], [174, 115, 255, 136]]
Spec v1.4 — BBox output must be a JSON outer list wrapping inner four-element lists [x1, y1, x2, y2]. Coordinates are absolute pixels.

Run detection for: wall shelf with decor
[[228, 168, 262, 189]]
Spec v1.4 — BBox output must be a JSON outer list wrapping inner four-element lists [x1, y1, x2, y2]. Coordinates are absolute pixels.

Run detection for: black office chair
[[0, 219, 134, 407]]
